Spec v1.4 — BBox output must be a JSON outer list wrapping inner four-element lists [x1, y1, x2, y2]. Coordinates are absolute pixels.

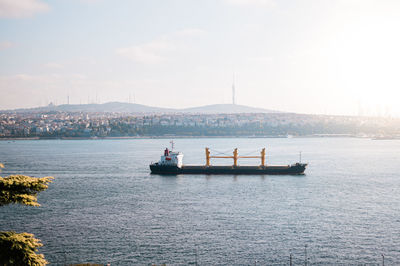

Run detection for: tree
[[0, 164, 53, 266], [0, 175, 53, 207], [0, 231, 48, 266]]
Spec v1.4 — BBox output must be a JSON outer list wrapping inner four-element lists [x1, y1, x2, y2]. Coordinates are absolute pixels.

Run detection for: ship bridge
[[158, 148, 183, 168]]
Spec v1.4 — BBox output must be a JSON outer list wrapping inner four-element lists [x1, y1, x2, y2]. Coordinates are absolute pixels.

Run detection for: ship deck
[[150, 163, 307, 175]]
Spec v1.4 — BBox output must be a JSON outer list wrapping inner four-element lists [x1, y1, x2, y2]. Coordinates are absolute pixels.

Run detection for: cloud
[[116, 28, 206, 64], [116, 39, 172, 64], [223, 0, 276, 8], [0, 0, 49, 18], [0, 41, 13, 50]]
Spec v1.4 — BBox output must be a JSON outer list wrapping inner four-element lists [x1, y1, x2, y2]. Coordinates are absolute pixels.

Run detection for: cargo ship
[[149, 145, 307, 175]]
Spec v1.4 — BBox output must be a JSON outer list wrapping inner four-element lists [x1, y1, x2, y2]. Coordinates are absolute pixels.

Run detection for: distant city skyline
[[1, 0, 400, 116]]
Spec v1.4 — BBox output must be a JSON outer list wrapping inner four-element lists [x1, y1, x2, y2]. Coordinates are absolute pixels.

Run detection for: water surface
[[0, 138, 399, 265]]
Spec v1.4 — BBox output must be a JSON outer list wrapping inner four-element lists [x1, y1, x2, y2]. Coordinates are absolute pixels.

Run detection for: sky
[[1, 0, 400, 116]]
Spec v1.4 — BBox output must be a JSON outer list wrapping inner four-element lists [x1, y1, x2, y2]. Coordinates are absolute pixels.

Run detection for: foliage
[[0, 231, 48, 265], [0, 175, 53, 207], [0, 170, 53, 265]]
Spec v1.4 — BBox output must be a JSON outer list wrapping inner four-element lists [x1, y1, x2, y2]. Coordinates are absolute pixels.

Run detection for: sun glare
[[327, 9, 400, 116]]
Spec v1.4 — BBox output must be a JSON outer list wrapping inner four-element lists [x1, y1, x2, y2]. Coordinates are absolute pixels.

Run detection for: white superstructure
[[158, 148, 183, 168]]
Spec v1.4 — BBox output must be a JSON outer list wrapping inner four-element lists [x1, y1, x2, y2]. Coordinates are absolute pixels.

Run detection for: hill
[[181, 104, 279, 114], [7, 102, 175, 114], [4, 102, 281, 114]]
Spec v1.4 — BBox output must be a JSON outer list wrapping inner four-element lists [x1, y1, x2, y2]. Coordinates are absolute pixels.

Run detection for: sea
[[0, 137, 399, 265]]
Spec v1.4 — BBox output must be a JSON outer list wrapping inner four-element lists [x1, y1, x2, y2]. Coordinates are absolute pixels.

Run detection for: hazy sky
[[1, 0, 400, 115]]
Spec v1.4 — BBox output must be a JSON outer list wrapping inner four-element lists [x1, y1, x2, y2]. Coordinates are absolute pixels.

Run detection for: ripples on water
[[0, 138, 399, 265]]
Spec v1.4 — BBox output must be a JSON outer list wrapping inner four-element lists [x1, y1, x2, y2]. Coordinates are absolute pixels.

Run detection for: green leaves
[[0, 175, 54, 206], [0, 166, 53, 265], [0, 231, 48, 266]]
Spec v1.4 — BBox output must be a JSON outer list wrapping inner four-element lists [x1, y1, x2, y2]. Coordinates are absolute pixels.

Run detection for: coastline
[[0, 136, 288, 140], [0, 134, 366, 141]]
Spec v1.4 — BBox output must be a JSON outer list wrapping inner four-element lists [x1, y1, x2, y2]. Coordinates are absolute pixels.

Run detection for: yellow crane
[[205, 148, 266, 167]]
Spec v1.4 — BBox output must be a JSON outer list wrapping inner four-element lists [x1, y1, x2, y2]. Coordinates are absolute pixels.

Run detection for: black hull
[[150, 163, 307, 175]]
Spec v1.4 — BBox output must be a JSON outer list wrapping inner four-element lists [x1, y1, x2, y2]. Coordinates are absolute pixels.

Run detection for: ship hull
[[150, 163, 307, 175]]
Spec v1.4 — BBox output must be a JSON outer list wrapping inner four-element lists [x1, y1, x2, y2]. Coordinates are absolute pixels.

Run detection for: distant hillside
[[8, 102, 175, 114], [181, 104, 279, 114], [4, 102, 281, 114]]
